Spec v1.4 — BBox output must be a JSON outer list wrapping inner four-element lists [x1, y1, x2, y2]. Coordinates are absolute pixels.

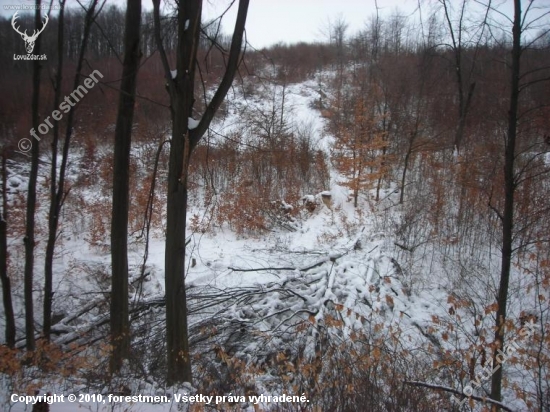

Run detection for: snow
[[1, 70, 545, 412], [188, 117, 199, 129]]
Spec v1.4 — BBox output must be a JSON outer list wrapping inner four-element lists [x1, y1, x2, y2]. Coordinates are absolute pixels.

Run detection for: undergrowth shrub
[[0, 341, 110, 398], [189, 313, 440, 412]]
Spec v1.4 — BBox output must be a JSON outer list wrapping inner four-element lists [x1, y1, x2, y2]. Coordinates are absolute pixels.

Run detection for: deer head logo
[[11, 12, 49, 54]]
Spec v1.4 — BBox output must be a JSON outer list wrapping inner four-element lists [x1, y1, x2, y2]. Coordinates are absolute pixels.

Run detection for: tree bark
[[153, 0, 249, 385], [110, 0, 141, 373], [43, 0, 98, 341], [43, 0, 65, 342], [0, 151, 16, 347], [24, 0, 44, 351], [163, 0, 202, 384], [440, 0, 478, 154], [490, 0, 521, 407], [399, 148, 411, 205]]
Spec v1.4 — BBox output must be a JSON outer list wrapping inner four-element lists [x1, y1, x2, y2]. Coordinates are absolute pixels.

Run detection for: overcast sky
[[0, 0, 543, 49], [202, 0, 419, 48], [1, 0, 419, 48]]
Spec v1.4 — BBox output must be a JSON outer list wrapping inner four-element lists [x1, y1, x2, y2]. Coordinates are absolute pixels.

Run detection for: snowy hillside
[[1, 2, 549, 411]]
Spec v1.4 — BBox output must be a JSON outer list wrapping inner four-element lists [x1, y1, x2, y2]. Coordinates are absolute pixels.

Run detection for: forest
[[0, 0, 549, 411]]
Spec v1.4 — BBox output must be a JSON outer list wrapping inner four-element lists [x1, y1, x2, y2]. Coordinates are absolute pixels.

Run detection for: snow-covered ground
[[1, 72, 547, 412]]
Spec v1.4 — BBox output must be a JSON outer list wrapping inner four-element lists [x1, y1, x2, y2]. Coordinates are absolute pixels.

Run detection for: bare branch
[[404, 381, 514, 412], [190, 0, 250, 145], [152, 0, 175, 99]]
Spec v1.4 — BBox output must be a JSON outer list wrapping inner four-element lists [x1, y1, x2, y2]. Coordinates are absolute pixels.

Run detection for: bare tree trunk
[[153, 0, 249, 385], [399, 148, 411, 205], [162, 0, 202, 383], [400, 129, 420, 205], [354, 165, 360, 208], [43, 0, 99, 340], [110, 0, 141, 373], [164, 120, 192, 384], [24, 0, 44, 351], [398, 47, 428, 206], [490, 0, 521, 406], [376, 145, 386, 202], [44, 0, 65, 342], [0, 151, 15, 347], [439, 0, 480, 153]]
